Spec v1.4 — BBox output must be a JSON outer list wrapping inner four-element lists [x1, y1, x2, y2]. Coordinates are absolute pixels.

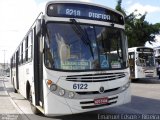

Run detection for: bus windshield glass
[[137, 52, 155, 67], [44, 22, 127, 71]]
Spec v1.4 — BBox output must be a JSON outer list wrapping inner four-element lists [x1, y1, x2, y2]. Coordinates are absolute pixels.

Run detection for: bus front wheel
[[29, 89, 40, 114]]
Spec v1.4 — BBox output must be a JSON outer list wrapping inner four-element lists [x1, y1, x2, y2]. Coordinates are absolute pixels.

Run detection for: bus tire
[[26, 82, 30, 100], [13, 79, 18, 93], [14, 88, 18, 93], [29, 89, 40, 114], [132, 78, 139, 82]]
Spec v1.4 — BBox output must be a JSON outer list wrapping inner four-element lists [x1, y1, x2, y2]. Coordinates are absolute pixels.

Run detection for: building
[[0, 63, 10, 76]]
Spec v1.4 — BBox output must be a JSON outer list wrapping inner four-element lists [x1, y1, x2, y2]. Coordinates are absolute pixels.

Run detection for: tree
[[115, 0, 160, 47], [115, 0, 126, 16]]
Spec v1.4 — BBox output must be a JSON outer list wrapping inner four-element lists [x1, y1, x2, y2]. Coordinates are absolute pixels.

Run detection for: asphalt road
[[0, 77, 160, 120]]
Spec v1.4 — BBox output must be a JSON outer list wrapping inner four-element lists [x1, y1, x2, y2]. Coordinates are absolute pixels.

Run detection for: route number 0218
[[73, 83, 88, 89], [66, 9, 81, 16]]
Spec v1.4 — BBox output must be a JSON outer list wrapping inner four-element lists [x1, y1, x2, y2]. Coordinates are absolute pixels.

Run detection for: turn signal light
[[47, 80, 52, 85]]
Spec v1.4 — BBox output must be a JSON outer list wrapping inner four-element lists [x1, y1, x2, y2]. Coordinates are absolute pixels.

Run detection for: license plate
[[146, 74, 153, 77], [94, 97, 108, 105]]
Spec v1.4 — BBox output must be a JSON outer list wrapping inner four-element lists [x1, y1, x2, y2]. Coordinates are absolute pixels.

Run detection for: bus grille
[[80, 96, 118, 109], [65, 72, 126, 82], [76, 87, 120, 95]]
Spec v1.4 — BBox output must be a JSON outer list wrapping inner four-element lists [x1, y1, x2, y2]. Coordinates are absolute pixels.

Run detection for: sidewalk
[[0, 77, 19, 114], [0, 77, 27, 120]]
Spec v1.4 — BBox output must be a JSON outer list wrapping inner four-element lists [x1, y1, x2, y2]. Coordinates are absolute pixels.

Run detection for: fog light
[[125, 82, 130, 88], [121, 86, 126, 91], [59, 89, 65, 96], [121, 82, 130, 91], [50, 84, 57, 91], [68, 91, 75, 98]]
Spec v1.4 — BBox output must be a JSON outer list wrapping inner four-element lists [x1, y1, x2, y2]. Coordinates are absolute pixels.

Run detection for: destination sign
[[61, 60, 90, 70], [47, 3, 124, 25], [137, 48, 153, 52]]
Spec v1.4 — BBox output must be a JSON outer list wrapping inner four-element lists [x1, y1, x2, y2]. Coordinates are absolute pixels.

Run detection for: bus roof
[[45, 1, 124, 17]]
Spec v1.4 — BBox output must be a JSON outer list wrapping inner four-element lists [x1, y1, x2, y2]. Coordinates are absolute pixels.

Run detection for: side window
[[17, 30, 33, 65], [23, 40, 26, 63], [19, 47, 21, 65], [25, 37, 28, 62], [21, 44, 23, 64], [13, 55, 15, 67], [11, 57, 13, 68], [14, 54, 16, 67], [28, 30, 33, 61]]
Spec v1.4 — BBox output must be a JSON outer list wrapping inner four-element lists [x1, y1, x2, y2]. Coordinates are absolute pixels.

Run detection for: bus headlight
[[50, 84, 57, 91], [59, 89, 65, 96], [68, 91, 75, 98]]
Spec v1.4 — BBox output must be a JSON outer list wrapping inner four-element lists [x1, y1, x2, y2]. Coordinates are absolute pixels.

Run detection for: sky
[[0, 0, 160, 63]]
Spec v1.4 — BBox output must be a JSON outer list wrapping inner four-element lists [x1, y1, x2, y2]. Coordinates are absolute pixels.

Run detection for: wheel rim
[[29, 90, 32, 103]]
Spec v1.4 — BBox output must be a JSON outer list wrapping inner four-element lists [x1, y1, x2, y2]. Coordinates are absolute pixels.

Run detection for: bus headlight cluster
[[121, 82, 130, 91], [47, 80, 76, 99]]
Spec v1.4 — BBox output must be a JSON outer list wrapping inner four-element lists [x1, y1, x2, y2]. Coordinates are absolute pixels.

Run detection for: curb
[[3, 77, 30, 120]]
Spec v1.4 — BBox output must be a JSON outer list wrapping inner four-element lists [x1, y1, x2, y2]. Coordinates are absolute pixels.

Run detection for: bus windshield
[[137, 52, 155, 67], [44, 22, 127, 71]]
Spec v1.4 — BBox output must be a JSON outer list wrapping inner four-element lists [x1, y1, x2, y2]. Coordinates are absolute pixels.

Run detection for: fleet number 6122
[[73, 83, 88, 89]]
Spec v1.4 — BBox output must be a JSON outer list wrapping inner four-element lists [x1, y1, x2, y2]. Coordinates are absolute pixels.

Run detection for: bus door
[[129, 52, 135, 78], [33, 27, 44, 107]]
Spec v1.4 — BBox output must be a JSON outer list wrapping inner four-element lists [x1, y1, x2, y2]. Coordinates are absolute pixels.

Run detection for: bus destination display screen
[[47, 3, 124, 25], [137, 48, 153, 52]]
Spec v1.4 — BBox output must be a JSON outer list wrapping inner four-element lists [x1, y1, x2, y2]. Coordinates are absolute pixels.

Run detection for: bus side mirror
[[41, 19, 46, 36], [36, 19, 46, 36], [36, 19, 41, 35]]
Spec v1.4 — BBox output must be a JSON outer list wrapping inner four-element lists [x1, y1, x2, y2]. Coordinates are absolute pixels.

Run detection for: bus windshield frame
[[136, 52, 155, 67], [44, 22, 127, 71]]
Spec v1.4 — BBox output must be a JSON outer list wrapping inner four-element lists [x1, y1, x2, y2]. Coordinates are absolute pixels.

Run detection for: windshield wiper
[[70, 18, 94, 59]]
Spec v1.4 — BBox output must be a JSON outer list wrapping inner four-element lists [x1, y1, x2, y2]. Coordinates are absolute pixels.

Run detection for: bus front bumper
[[44, 87, 131, 116]]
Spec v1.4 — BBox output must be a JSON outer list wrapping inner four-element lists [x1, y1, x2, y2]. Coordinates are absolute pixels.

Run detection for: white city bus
[[154, 47, 160, 75], [154, 47, 160, 62], [128, 47, 157, 79], [10, 1, 131, 116]]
